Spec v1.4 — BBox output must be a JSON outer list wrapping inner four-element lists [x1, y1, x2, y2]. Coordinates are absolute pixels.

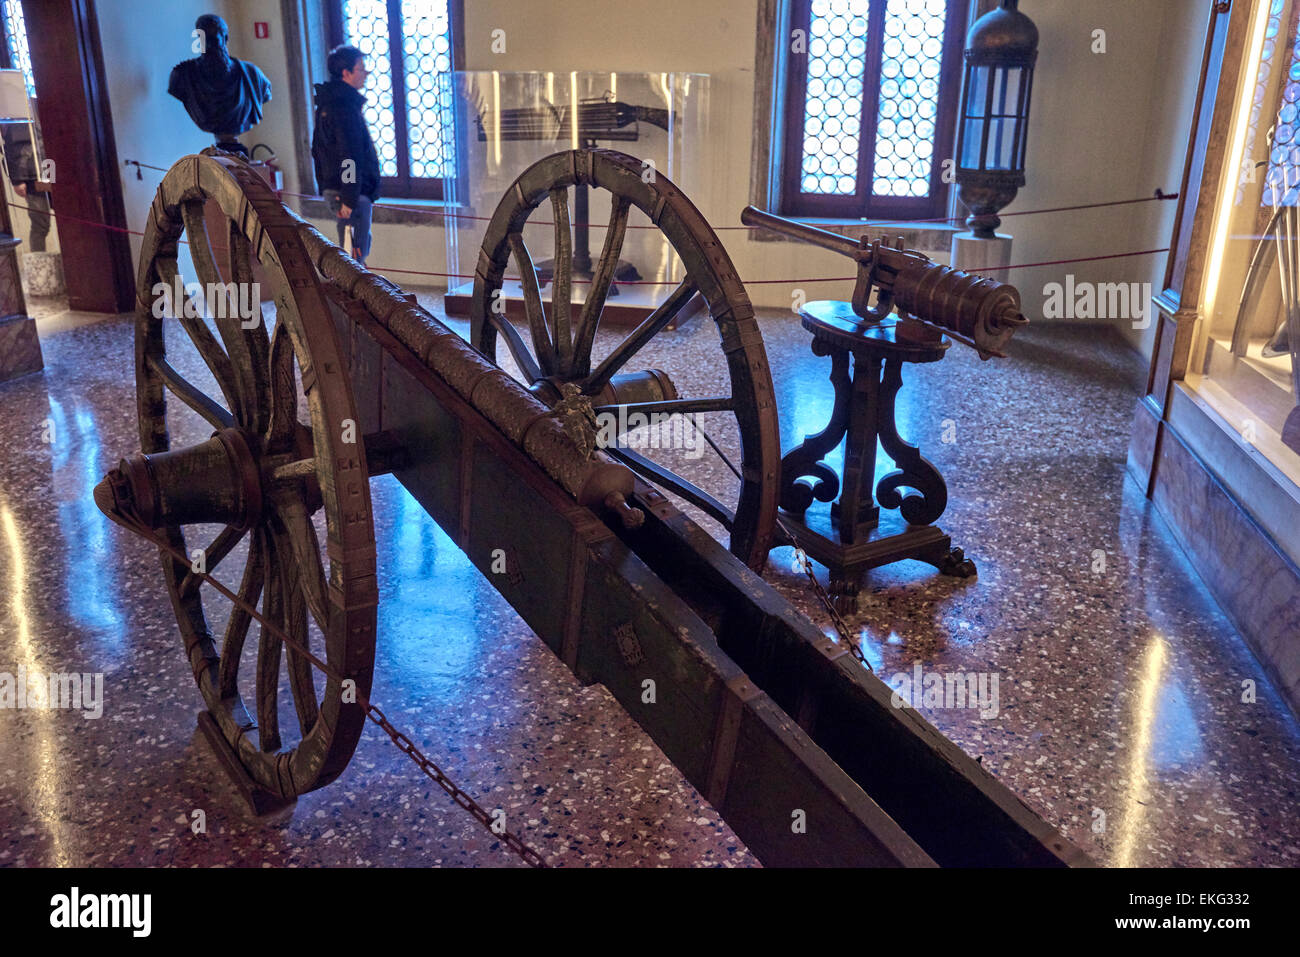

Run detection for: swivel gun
[[740, 206, 1029, 359]]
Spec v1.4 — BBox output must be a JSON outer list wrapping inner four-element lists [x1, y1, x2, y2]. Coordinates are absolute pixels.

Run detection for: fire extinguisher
[[250, 143, 282, 196]]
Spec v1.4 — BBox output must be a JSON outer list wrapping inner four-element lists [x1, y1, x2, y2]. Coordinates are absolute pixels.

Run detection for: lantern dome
[[967, 0, 1039, 66]]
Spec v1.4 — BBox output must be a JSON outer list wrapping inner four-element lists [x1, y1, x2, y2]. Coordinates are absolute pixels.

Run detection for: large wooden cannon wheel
[[470, 149, 781, 570], [101, 150, 378, 803]]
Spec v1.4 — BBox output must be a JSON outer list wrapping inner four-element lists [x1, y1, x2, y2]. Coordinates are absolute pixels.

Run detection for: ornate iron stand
[[779, 300, 975, 610]]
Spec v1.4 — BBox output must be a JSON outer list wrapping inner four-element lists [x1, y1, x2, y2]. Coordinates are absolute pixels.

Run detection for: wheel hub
[[100, 427, 264, 531]]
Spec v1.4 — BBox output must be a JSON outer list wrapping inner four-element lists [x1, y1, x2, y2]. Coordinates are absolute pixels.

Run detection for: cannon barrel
[[740, 205, 1028, 358], [740, 205, 864, 258], [290, 212, 644, 529]]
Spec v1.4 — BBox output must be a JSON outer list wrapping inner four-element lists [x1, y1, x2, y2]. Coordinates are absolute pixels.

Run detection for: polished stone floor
[[1, 297, 1297, 868]]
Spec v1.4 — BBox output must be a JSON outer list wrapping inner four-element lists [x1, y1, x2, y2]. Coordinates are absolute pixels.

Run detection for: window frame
[[778, 0, 967, 221], [325, 0, 464, 201]]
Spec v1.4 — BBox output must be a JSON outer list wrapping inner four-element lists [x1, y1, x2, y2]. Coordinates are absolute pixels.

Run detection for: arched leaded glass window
[[779, 0, 966, 220], [327, 0, 461, 200], [0, 0, 36, 98]]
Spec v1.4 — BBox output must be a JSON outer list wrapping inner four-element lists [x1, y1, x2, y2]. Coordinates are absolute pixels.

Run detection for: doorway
[[9, 0, 133, 315]]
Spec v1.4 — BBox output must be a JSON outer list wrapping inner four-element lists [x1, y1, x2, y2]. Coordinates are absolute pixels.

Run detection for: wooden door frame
[[22, 0, 134, 313]]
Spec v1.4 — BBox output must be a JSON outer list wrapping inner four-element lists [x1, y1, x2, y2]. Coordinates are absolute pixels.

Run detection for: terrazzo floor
[[1, 294, 1297, 868]]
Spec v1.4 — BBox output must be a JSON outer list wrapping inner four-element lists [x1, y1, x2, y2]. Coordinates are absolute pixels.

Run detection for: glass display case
[[1130, 0, 1300, 718], [1196, 0, 1300, 483], [442, 71, 711, 325], [0, 66, 62, 300]]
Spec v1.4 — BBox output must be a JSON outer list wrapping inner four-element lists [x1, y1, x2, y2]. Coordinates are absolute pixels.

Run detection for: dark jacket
[[2, 120, 39, 183], [311, 79, 380, 207]]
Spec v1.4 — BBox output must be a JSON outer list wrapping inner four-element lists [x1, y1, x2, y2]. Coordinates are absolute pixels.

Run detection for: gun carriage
[[94, 148, 1086, 867]]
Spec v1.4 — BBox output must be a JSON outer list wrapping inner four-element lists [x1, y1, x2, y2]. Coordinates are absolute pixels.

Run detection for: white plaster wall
[[96, 0, 244, 266], [224, 0, 314, 197], [1011, 0, 1206, 354]]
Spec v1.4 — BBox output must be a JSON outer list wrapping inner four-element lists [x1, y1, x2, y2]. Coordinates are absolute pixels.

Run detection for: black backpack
[[310, 101, 335, 194]]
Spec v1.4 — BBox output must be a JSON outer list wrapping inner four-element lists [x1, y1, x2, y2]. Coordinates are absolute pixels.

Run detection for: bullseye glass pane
[[871, 0, 948, 197], [799, 0, 870, 195], [2, 0, 35, 98], [341, 0, 399, 177], [1262, 0, 1300, 206], [400, 0, 456, 180]]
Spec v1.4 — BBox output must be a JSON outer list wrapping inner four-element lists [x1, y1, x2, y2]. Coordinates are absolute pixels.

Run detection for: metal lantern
[[955, 0, 1039, 239]]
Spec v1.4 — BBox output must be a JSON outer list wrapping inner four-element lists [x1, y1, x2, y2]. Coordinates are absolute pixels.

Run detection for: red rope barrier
[[10, 197, 1169, 289], [124, 158, 1178, 232]]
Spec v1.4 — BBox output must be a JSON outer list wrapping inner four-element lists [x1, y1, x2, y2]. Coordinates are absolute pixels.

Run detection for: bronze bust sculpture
[[167, 14, 271, 156]]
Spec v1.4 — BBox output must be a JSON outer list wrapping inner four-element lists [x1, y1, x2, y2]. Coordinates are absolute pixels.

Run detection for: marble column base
[[950, 231, 1012, 283], [0, 313, 44, 382]]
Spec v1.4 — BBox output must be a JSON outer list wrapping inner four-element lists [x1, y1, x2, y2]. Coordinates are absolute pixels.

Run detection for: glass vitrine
[[1198, 0, 1300, 483], [442, 71, 711, 324]]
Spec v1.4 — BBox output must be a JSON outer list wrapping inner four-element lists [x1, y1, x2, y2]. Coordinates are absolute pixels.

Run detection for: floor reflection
[[0, 307, 1296, 868]]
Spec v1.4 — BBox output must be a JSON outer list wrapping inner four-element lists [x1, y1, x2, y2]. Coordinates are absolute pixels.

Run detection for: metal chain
[[778, 527, 872, 673], [695, 418, 872, 672], [364, 704, 547, 867], [96, 496, 549, 868]]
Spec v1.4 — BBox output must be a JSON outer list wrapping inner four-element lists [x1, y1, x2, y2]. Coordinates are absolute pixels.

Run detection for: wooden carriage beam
[[300, 216, 1089, 867]]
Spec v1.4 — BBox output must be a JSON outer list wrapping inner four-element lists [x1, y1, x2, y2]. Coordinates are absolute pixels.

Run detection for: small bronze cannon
[[740, 206, 1031, 602], [741, 206, 1028, 358]]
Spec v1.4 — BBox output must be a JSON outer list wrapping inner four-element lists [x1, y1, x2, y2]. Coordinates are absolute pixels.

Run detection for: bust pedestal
[[0, 234, 42, 383], [950, 230, 1013, 284]]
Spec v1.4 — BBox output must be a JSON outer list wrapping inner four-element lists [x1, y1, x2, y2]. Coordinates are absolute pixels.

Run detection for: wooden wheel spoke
[[154, 258, 242, 416], [147, 353, 236, 430], [256, 532, 285, 753], [274, 531, 320, 738], [217, 528, 266, 701], [273, 493, 331, 635], [181, 202, 258, 420], [572, 197, 631, 377], [593, 396, 733, 417], [180, 524, 247, 599], [265, 319, 298, 451], [549, 187, 573, 371], [508, 233, 556, 376], [488, 308, 544, 383], [584, 279, 697, 396], [231, 222, 272, 433], [608, 446, 737, 530]]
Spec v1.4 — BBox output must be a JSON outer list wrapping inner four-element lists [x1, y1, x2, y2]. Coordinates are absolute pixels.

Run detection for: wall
[[1129, 2, 1212, 357], [96, 0, 244, 266], [101, 0, 1209, 360], [1010, 0, 1207, 356], [223, 0, 316, 198]]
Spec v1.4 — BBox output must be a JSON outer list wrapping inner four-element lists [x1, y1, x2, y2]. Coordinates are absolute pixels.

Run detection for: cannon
[[94, 147, 1086, 867]]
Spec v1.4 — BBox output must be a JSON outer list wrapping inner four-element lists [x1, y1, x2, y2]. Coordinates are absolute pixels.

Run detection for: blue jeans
[[326, 191, 373, 263]]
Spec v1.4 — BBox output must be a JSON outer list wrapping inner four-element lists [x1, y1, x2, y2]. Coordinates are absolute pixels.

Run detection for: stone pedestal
[[0, 234, 42, 381], [21, 251, 65, 298], [950, 231, 1013, 283], [0, 313, 43, 382]]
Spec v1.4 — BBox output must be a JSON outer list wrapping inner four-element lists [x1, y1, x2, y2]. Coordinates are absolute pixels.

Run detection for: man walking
[[3, 118, 50, 252], [312, 45, 380, 264]]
